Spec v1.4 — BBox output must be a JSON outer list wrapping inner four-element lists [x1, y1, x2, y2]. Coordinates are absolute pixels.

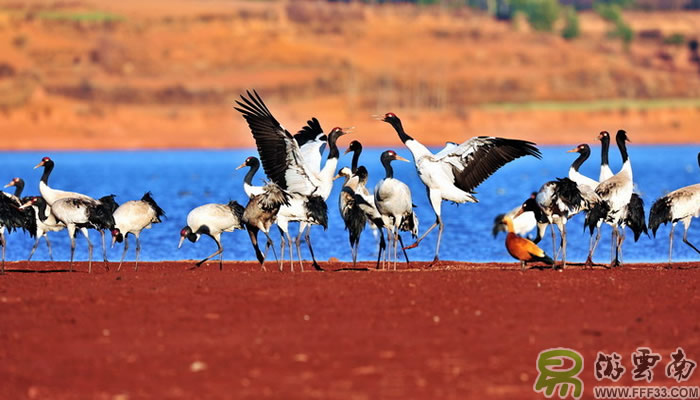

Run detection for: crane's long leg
[[618, 229, 626, 266], [247, 227, 266, 271], [196, 237, 223, 269], [393, 228, 399, 271], [117, 234, 129, 272], [682, 219, 700, 255], [262, 231, 280, 271], [45, 235, 54, 261], [67, 225, 76, 272], [0, 230, 5, 275], [405, 189, 443, 265], [284, 229, 295, 272], [585, 225, 602, 267], [375, 228, 385, 269], [396, 235, 411, 268], [100, 230, 109, 270], [135, 235, 141, 271], [610, 227, 616, 266], [610, 226, 619, 268], [304, 227, 323, 271], [28, 236, 41, 261], [384, 228, 393, 270], [278, 226, 286, 272], [294, 227, 304, 271], [561, 222, 567, 270], [81, 228, 93, 274], [669, 222, 675, 265]]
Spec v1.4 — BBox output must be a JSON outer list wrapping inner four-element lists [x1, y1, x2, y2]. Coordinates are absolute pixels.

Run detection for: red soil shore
[[2, 260, 700, 399]]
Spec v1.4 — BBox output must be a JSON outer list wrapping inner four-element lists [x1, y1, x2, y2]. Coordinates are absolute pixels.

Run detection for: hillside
[[0, 0, 699, 149]]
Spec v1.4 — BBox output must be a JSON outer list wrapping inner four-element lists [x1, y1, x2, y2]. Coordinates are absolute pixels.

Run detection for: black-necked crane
[[336, 166, 386, 267], [375, 150, 418, 270], [499, 215, 554, 271], [235, 90, 348, 270], [380, 113, 541, 265], [110, 192, 165, 271], [236, 156, 264, 198], [178, 200, 245, 270], [492, 193, 544, 238], [242, 183, 290, 271], [598, 131, 614, 182], [17, 196, 65, 261], [34, 156, 114, 264], [3, 177, 24, 204], [584, 130, 635, 268], [649, 153, 700, 265], [0, 193, 29, 274], [27, 194, 119, 273]]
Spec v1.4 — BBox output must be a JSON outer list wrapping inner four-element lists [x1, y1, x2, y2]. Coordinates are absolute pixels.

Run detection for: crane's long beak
[[3, 181, 13, 188], [235, 162, 247, 170], [178, 235, 185, 249], [566, 147, 578, 153], [33, 161, 44, 169], [18, 201, 31, 210], [110, 235, 117, 248], [395, 155, 410, 162], [333, 173, 342, 181], [343, 147, 352, 156]]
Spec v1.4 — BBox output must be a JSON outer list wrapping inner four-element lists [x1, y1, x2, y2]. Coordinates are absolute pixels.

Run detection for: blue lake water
[[1, 146, 698, 264]]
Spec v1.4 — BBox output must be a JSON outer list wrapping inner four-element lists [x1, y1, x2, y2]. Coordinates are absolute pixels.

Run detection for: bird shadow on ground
[[4, 268, 74, 273]]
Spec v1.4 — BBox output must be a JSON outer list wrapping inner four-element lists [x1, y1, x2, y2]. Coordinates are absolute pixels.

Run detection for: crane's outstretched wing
[[438, 137, 541, 193], [433, 141, 458, 159], [235, 90, 318, 195], [294, 117, 327, 175]]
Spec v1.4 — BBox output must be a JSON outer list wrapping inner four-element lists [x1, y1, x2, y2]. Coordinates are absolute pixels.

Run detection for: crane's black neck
[[600, 136, 610, 168], [571, 148, 590, 172], [327, 131, 342, 160], [245, 159, 260, 186], [13, 179, 24, 198], [381, 156, 394, 179], [616, 132, 629, 163], [40, 161, 54, 184], [350, 146, 362, 174], [388, 118, 413, 143]]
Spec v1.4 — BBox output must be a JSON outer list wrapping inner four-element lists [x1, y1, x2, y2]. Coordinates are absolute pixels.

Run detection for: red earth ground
[[2, 260, 700, 399]]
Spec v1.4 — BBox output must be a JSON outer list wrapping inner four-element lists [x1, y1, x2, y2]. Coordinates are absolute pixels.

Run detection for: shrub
[[561, 6, 580, 40]]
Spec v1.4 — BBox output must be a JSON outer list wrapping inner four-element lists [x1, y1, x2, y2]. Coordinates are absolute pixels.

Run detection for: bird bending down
[[492, 192, 541, 238], [500, 215, 554, 271], [649, 153, 700, 265], [380, 113, 541, 265], [235, 90, 348, 270], [111, 192, 166, 271], [375, 150, 418, 270], [178, 200, 245, 270]]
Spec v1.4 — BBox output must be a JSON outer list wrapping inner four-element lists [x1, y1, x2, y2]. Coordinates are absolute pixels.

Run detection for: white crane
[[375, 150, 418, 270], [380, 113, 541, 265], [110, 192, 165, 271], [178, 200, 245, 270], [649, 153, 700, 265]]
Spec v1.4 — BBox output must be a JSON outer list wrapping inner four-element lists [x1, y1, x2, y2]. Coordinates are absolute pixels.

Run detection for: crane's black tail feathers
[[584, 200, 610, 235], [649, 195, 672, 237], [142, 192, 166, 223], [626, 193, 648, 241]]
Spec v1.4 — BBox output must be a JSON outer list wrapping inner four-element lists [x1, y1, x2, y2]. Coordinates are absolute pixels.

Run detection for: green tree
[[561, 6, 579, 40]]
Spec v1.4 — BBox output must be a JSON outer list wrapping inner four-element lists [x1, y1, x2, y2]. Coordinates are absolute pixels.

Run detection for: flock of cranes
[[0, 90, 698, 273]]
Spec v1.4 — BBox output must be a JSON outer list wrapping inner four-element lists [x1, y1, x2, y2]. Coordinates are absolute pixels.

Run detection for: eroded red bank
[[1, 261, 699, 399]]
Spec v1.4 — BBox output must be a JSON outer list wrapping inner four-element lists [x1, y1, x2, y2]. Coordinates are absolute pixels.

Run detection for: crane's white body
[[186, 203, 243, 241]]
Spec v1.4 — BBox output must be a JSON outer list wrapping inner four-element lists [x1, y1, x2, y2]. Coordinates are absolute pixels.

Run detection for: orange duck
[[501, 215, 554, 271]]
